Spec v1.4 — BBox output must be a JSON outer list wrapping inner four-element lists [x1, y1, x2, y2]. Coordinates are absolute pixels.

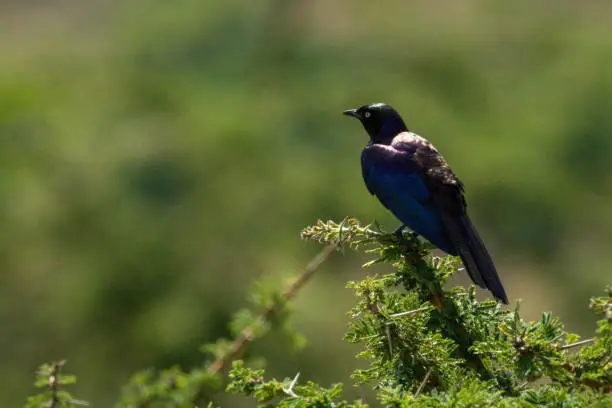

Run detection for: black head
[[343, 102, 408, 142]]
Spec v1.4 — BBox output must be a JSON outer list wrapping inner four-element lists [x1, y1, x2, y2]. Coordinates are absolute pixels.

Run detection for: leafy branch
[[114, 242, 337, 407], [26, 361, 87, 408], [228, 218, 612, 407], [207, 244, 337, 375], [25, 218, 612, 407]]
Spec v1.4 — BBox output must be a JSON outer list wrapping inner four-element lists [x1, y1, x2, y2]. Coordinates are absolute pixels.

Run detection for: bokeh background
[[2, 1, 612, 406]]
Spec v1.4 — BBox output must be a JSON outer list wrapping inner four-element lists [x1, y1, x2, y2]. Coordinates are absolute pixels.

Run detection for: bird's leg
[[394, 225, 418, 244], [407, 231, 419, 241], [393, 224, 408, 242], [394, 225, 414, 251], [393, 225, 422, 262]]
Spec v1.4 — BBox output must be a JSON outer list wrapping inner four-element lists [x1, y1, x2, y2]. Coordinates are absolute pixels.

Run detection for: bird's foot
[[393, 226, 421, 260], [393, 225, 403, 234], [394, 225, 418, 245], [393, 224, 408, 242]]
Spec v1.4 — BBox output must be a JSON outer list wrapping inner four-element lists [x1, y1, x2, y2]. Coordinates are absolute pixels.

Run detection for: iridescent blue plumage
[[344, 103, 508, 304], [361, 146, 455, 254]]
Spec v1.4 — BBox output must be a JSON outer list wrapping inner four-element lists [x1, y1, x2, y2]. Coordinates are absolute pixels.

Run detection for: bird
[[343, 102, 508, 304]]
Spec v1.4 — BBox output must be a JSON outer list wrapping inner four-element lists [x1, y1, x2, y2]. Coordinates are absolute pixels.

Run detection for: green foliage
[[25, 361, 87, 408], [112, 259, 313, 407], [25, 220, 611, 406], [115, 366, 220, 408], [227, 219, 611, 407], [227, 361, 364, 408]]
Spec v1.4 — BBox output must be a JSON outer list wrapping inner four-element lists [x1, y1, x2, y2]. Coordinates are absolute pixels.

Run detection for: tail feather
[[442, 213, 508, 304]]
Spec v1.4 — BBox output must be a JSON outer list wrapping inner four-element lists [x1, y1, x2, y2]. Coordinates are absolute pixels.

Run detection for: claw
[[394, 225, 418, 244], [393, 224, 408, 243]]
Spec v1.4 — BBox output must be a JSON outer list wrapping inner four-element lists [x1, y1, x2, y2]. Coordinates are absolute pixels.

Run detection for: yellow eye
[[364, 112, 371, 118]]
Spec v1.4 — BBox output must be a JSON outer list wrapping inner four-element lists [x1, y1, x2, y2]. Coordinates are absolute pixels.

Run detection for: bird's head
[[343, 102, 408, 143]]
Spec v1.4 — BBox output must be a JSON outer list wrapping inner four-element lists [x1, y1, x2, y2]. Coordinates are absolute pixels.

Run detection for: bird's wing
[[394, 133, 508, 303], [361, 141, 454, 253], [361, 144, 427, 198]]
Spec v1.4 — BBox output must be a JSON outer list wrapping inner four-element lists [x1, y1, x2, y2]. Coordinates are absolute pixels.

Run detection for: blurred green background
[[2, 1, 612, 406]]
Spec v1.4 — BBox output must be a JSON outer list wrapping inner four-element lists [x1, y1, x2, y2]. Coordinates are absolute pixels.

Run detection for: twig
[[359, 386, 368, 405], [390, 306, 430, 318], [559, 338, 594, 350], [549, 332, 565, 344], [385, 323, 393, 355], [414, 367, 433, 398], [207, 245, 336, 375], [282, 372, 300, 397], [48, 361, 63, 408]]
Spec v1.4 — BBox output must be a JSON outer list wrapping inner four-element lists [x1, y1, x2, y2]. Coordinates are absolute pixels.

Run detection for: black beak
[[343, 109, 360, 119]]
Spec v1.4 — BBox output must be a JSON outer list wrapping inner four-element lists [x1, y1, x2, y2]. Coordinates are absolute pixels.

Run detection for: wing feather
[[392, 132, 508, 303]]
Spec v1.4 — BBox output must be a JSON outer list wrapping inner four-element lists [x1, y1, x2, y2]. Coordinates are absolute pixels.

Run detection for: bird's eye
[[364, 111, 371, 118]]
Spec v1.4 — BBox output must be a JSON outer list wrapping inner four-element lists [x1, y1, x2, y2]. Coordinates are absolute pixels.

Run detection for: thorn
[[548, 333, 565, 344], [337, 217, 347, 244], [559, 338, 594, 350], [283, 372, 300, 398], [385, 323, 393, 355], [390, 306, 430, 318]]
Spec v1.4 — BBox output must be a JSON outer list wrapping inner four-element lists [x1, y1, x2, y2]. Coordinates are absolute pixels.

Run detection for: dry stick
[[207, 244, 336, 375], [414, 367, 433, 398]]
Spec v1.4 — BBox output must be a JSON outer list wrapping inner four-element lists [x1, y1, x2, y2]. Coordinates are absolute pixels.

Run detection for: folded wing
[[362, 133, 508, 304]]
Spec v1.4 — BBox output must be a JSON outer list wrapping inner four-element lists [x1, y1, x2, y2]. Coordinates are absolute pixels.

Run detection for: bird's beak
[[342, 109, 360, 119]]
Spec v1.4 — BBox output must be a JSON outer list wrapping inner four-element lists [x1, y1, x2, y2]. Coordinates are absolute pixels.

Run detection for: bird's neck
[[373, 117, 408, 143]]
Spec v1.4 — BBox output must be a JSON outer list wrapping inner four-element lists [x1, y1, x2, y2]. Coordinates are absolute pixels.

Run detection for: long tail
[[443, 214, 508, 304]]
